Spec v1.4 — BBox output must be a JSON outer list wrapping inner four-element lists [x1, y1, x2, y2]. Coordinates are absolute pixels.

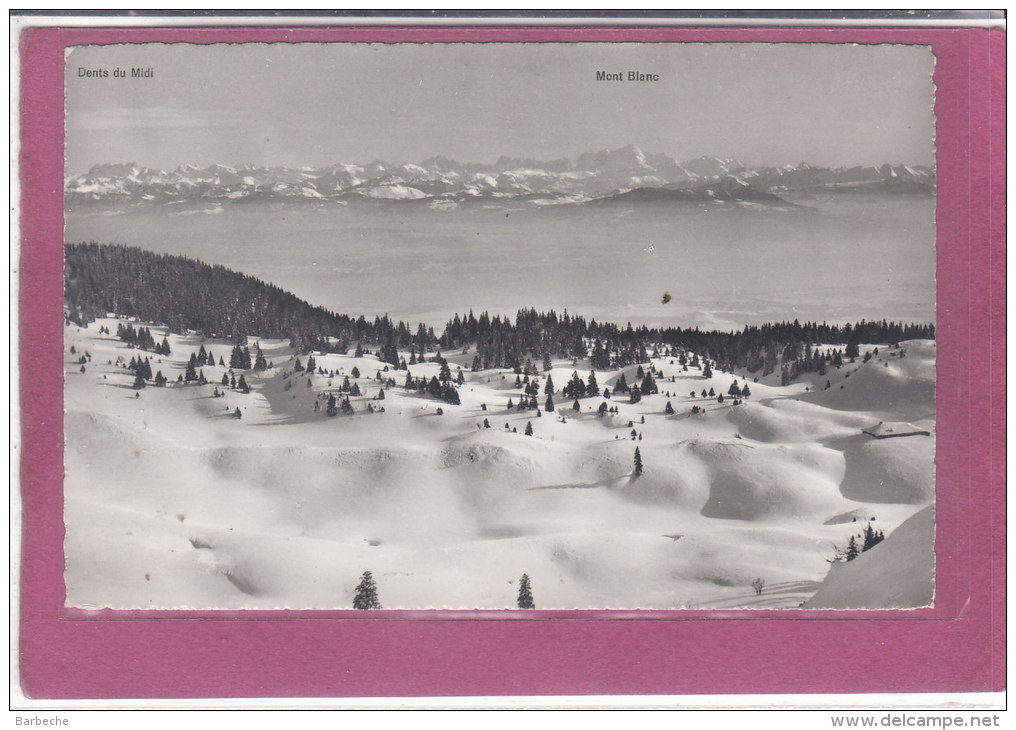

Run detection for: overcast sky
[[65, 42, 935, 175]]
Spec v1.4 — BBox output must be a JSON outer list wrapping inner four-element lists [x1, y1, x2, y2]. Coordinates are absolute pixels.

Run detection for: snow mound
[[804, 506, 934, 609], [691, 440, 848, 521], [829, 432, 935, 505], [803, 340, 935, 421], [725, 400, 867, 444]]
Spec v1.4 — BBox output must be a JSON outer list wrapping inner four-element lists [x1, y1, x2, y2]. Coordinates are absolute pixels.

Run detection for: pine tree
[[253, 345, 268, 372], [542, 353, 552, 372], [525, 421, 534, 436], [327, 393, 338, 417], [132, 370, 146, 389], [665, 400, 675, 415], [237, 375, 250, 393], [845, 535, 860, 561], [633, 446, 643, 477], [517, 573, 535, 609], [184, 359, 198, 382], [572, 398, 580, 412], [353, 571, 382, 609], [586, 370, 599, 397], [234, 407, 242, 419], [545, 393, 555, 412], [629, 385, 642, 404], [544, 374, 555, 395], [703, 362, 713, 378]]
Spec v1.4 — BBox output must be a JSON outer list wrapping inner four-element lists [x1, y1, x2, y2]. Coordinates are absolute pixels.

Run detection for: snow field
[[63, 318, 936, 609]]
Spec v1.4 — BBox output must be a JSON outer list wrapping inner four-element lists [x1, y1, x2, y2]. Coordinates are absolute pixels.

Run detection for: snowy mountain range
[[65, 145, 935, 207]]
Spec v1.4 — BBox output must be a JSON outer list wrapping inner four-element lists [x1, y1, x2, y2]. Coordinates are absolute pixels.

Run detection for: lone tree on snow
[[353, 570, 382, 610], [633, 446, 644, 477], [751, 577, 765, 596], [517, 573, 535, 609]]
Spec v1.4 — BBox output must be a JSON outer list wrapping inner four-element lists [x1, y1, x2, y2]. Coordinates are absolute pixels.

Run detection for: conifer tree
[[633, 446, 644, 477], [517, 573, 535, 609], [544, 374, 555, 395], [629, 385, 642, 404], [703, 362, 713, 378], [572, 399, 580, 412], [525, 421, 534, 436], [254, 345, 268, 372], [353, 571, 382, 610], [238, 375, 250, 393], [133, 370, 146, 389], [545, 394, 555, 412], [542, 353, 552, 372], [234, 407, 242, 419], [665, 400, 675, 415], [185, 359, 198, 383], [845, 536, 860, 561]]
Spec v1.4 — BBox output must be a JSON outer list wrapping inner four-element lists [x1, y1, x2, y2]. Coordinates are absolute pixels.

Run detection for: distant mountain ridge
[[66, 145, 935, 207]]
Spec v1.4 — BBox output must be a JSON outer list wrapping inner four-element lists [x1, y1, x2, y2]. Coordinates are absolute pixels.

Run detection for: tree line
[[66, 244, 934, 379]]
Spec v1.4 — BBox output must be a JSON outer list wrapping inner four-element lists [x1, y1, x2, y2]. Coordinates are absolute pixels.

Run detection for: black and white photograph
[[62, 41, 937, 611]]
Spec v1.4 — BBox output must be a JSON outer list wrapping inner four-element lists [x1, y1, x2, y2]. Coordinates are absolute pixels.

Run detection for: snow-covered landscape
[[61, 41, 937, 612], [63, 302, 935, 610]]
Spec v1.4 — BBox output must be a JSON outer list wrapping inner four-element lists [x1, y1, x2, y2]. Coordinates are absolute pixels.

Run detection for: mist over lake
[[65, 193, 935, 332]]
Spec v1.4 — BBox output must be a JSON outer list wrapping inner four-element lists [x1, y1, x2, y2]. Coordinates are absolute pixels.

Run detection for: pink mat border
[[17, 25, 1006, 699]]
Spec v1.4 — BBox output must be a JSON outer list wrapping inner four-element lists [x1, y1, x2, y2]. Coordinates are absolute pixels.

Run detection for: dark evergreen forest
[[65, 243, 934, 379]]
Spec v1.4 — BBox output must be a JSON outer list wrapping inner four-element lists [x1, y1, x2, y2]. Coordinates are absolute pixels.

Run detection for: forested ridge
[[65, 243, 934, 378]]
